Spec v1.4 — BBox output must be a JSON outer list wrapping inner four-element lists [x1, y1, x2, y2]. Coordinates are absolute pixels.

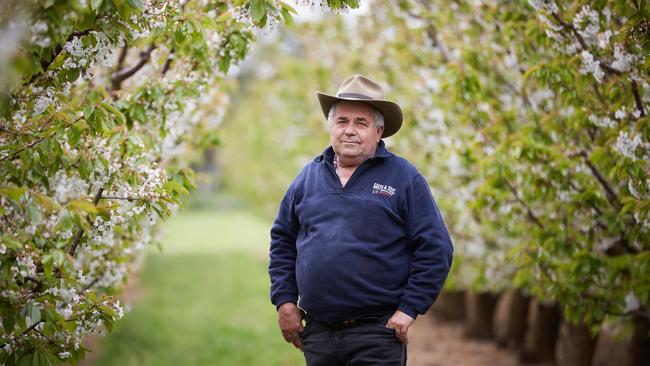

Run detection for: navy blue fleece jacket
[[269, 141, 453, 321]]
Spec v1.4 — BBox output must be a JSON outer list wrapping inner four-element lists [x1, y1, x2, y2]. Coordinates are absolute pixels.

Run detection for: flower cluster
[[62, 31, 126, 81], [614, 130, 648, 161], [579, 50, 605, 83]]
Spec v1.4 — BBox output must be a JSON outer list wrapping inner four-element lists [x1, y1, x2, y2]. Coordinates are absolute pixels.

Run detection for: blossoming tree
[[0, 0, 358, 364]]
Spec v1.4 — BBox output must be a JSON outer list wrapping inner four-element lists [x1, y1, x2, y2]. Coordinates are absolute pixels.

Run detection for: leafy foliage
[[0, 0, 358, 364]]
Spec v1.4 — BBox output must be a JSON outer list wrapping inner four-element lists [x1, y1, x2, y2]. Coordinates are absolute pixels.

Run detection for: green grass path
[[92, 209, 303, 366]]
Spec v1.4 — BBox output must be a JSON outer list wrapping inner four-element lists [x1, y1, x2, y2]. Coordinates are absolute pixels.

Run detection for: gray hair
[[327, 102, 384, 130]]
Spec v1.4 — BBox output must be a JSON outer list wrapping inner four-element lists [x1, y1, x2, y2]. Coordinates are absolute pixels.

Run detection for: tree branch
[[82, 277, 100, 292], [550, 12, 622, 75], [115, 45, 129, 72], [110, 44, 157, 93], [578, 151, 621, 210], [0, 116, 83, 162], [24, 276, 43, 291], [592, 82, 605, 105], [100, 195, 139, 201], [425, 25, 452, 64], [506, 181, 544, 228], [631, 79, 646, 118], [68, 187, 104, 257], [161, 48, 175, 77]]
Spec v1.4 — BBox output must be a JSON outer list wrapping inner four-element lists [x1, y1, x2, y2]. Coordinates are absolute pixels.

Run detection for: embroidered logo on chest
[[372, 182, 396, 197]]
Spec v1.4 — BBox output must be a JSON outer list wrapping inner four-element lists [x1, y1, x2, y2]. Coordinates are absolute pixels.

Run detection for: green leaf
[[2, 236, 20, 250], [113, 0, 134, 20], [100, 102, 126, 125], [0, 185, 27, 201], [30, 303, 42, 324], [67, 200, 98, 214], [127, 0, 144, 10], [89, 0, 104, 11], [79, 159, 93, 179], [164, 180, 189, 195], [25, 201, 43, 224], [76, 12, 96, 32], [250, 0, 266, 23], [280, 8, 293, 25], [47, 53, 67, 71], [219, 54, 231, 74], [52, 250, 66, 267]]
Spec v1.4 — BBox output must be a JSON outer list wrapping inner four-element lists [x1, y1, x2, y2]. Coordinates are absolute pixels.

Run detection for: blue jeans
[[299, 313, 407, 366]]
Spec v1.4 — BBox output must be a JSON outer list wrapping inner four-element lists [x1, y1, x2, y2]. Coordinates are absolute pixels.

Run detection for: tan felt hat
[[317, 74, 403, 138]]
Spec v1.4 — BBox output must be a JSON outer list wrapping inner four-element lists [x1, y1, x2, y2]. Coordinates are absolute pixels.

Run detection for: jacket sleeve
[[398, 174, 454, 319], [268, 184, 301, 309]]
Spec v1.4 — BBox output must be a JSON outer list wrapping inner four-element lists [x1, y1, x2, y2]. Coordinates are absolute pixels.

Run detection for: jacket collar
[[314, 140, 394, 163]]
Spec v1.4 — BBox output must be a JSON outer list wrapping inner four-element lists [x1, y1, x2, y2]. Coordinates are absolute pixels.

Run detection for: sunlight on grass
[[156, 208, 274, 254], [92, 207, 303, 366]]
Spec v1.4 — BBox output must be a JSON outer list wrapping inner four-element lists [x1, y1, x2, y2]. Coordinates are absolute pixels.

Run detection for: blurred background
[[2, 0, 647, 365]]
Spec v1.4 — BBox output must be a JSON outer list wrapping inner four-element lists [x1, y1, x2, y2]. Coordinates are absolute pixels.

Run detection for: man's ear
[[377, 126, 384, 141]]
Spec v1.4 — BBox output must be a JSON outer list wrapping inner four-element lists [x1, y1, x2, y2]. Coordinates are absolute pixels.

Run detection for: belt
[[322, 316, 384, 331]]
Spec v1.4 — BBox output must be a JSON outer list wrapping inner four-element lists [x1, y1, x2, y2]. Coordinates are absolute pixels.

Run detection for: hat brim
[[316, 92, 403, 138]]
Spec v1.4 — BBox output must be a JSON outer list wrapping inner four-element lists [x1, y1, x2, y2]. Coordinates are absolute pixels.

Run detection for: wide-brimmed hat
[[317, 74, 403, 138]]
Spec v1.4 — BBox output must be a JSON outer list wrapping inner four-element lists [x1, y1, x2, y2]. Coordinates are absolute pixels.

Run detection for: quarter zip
[[325, 157, 374, 192]]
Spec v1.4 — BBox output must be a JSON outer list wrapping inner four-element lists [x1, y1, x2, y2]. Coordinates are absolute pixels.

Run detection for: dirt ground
[[408, 312, 517, 366]]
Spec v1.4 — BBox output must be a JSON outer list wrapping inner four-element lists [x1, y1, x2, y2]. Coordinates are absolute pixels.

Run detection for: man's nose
[[344, 125, 356, 135]]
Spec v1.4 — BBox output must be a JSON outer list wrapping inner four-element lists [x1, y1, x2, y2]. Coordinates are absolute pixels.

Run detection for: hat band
[[337, 92, 373, 100]]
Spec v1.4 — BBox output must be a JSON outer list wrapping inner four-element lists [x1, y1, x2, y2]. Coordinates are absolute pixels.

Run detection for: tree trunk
[[496, 289, 530, 350], [628, 314, 650, 366], [431, 289, 465, 322], [463, 291, 499, 340], [519, 300, 561, 364], [557, 319, 598, 366]]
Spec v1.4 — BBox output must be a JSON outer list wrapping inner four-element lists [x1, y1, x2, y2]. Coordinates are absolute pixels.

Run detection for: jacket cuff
[[273, 294, 298, 310], [397, 304, 419, 320]]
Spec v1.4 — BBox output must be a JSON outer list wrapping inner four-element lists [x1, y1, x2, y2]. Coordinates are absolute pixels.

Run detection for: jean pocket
[[377, 324, 397, 336]]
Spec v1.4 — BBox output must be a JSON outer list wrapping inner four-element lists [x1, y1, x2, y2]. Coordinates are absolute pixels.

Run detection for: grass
[[91, 204, 304, 366]]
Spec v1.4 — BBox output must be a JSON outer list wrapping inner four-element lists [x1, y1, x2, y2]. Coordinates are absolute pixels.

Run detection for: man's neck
[[334, 146, 377, 170]]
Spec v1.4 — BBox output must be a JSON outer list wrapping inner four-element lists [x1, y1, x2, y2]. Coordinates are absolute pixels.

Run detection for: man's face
[[329, 101, 384, 162]]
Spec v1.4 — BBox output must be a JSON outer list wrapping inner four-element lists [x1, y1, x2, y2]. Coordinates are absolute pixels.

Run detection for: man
[[269, 74, 453, 365]]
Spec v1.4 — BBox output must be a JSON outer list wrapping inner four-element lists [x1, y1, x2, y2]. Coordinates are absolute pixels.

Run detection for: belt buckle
[[328, 319, 357, 330]]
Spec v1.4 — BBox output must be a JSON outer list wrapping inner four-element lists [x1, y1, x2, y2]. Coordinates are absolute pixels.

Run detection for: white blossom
[[16, 255, 37, 278], [63, 36, 85, 58], [574, 5, 600, 46], [504, 52, 518, 69], [427, 108, 445, 125], [52, 170, 90, 203], [598, 30, 612, 49], [579, 51, 604, 83], [611, 44, 637, 72], [588, 114, 616, 128], [30, 21, 51, 48], [528, 0, 557, 13], [627, 179, 644, 199], [624, 291, 641, 313], [614, 131, 646, 160]]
